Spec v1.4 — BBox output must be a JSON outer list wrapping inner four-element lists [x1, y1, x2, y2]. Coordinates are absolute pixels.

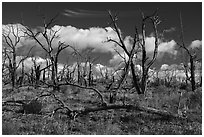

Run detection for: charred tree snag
[[24, 15, 70, 91], [177, 13, 197, 92], [2, 24, 33, 88], [107, 10, 160, 95]]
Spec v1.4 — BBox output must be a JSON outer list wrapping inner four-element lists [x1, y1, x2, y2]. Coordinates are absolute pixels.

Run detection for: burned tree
[[29, 56, 52, 88], [2, 24, 22, 88], [24, 15, 70, 90], [177, 13, 199, 92], [85, 52, 99, 87], [107, 10, 160, 95], [2, 24, 33, 88]]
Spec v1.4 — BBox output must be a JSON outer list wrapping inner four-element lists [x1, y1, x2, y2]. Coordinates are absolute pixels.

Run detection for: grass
[[2, 85, 202, 135]]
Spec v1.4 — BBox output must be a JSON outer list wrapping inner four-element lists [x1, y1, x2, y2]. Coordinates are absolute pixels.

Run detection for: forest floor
[[2, 85, 202, 135]]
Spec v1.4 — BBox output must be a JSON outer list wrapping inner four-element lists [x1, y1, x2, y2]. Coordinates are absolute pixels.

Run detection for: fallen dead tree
[[3, 98, 200, 123], [3, 88, 200, 123], [56, 103, 201, 124], [69, 104, 187, 120]]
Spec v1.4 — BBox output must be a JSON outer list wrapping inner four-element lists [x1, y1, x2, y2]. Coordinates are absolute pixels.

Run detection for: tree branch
[[108, 11, 130, 56], [58, 82, 107, 105]]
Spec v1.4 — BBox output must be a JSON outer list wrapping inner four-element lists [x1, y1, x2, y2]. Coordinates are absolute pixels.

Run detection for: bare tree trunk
[[24, 15, 70, 91], [77, 63, 81, 85], [190, 57, 195, 92], [30, 68, 34, 85], [88, 62, 92, 86], [107, 10, 160, 95], [199, 66, 202, 87], [11, 52, 16, 88], [20, 60, 25, 86], [54, 56, 59, 84], [35, 65, 41, 89], [200, 75, 202, 87], [179, 13, 197, 92], [130, 61, 142, 94], [46, 59, 50, 81]]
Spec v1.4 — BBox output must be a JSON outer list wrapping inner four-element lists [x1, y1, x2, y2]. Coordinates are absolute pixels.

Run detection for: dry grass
[[2, 85, 202, 135]]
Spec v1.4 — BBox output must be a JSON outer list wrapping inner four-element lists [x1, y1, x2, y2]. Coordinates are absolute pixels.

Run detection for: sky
[[2, 2, 202, 69]]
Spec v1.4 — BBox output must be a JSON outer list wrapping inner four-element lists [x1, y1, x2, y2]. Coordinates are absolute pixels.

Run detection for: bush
[[23, 100, 43, 114]]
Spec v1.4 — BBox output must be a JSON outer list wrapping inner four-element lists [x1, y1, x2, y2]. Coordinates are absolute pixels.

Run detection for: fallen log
[[3, 99, 199, 123], [72, 104, 193, 122], [2, 100, 183, 119], [77, 104, 171, 116]]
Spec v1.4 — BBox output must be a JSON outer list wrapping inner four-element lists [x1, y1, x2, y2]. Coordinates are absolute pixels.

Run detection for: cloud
[[58, 62, 115, 80], [109, 36, 178, 66], [8, 56, 47, 74], [62, 9, 138, 18], [145, 37, 177, 55], [3, 24, 178, 69], [189, 40, 202, 49], [160, 64, 169, 70], [158, 63, 184, 81], [63, 9, 106, 18], [109, 51, 129, 66], [158, 63, 201, 82], [94, 63, 114, 77], [3, 24, 121, 56], [163, 27, 176, 33], [52, 25, 118, 53]]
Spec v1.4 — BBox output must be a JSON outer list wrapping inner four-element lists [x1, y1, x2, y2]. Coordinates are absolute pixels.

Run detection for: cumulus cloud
[[109, 52, 129, 66], [94, 63, 114, 77], [3, 23, 178, 69], [58, 62, 115, 80], [160, 64, 169, 70], [189, 40, 202, 49], [3, 24, 121, 55], [50, 25, 119, 53], [145, 37, 177, 55], [157, 62, 201, 83], [19, 56, 46, 70], [4, 56, 48, 74], [109, 36, 178, 66]]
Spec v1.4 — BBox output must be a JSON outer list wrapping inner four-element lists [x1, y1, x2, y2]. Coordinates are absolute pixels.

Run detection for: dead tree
[[2, 47, 8, 75], [87, 55, 99, 86], [198, 61, 202, 87], [107, 10, 160, 95], [31, 57, 41, 88], [2, 24, 33, 88], [177, 13, 198, 92], [77, 61, 82, 85], [44, 57, 51, 81], [2, 48, 10, 84], [2, 24, 23, 88], [24, 15, 70, 90], [16, 57, 25, 86], [25, 56, 52, 88]]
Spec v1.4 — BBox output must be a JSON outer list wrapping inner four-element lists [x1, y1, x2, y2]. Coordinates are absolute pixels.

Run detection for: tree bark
[[130, 61, 142, 94], [190, 56, 196, 92]]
